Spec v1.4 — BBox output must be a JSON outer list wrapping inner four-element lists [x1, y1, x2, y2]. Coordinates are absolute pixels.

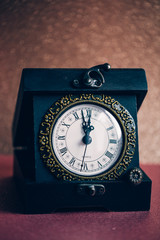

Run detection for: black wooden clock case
[[12, 66, 152, 213]]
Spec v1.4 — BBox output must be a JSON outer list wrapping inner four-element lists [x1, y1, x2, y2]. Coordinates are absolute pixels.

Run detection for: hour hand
[[81, 110, 87, 131]]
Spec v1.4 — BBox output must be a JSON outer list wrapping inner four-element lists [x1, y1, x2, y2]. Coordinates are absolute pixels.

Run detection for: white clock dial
[[51, 103, 123, 177]]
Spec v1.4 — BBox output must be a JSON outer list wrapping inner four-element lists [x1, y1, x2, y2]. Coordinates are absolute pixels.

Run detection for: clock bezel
[[39, 94, 136, 181]]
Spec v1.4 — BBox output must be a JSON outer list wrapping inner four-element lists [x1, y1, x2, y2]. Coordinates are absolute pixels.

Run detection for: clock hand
[[82, 122, 94, 144], [88, 115, 91, 126], [81, 112, 95, 169], [82, 131, 92, 145], [81, 109, 94, 144], [80, 144, 88, 171], [87, 111, 94, 132], [81, 110, 87, 132], [81, 109, 94, 133]]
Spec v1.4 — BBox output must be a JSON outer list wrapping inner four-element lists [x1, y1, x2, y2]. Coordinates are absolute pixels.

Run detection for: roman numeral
[[58, 135, 65, 140], [105, 151, 113, 159], [60, 147, 67, 156], [73, 112, 79, 120], [107, 126, 114, 131], [97, 161, 102, 168], [109, 139, 117, 144], [86, 109, 92, 117], [81, 162, 88, 171], [69, 157, 76, 166], [62, 122, 70, 128]]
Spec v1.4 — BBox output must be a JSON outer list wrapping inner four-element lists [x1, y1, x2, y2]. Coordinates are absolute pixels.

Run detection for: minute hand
[[88, 113, 91, 126], [87, 114, 94, 132]]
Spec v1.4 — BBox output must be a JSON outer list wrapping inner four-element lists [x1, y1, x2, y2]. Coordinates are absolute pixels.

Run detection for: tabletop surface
[[0, 155, 159, 240]]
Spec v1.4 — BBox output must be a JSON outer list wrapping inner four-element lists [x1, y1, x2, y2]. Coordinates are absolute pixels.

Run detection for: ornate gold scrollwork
[[39, 94, 136, 181]]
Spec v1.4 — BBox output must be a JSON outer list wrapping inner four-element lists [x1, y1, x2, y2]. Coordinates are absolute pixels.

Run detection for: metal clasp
[[77, 184, 105, 197], [73, 63, 111, 89], [83, 69, 105, 88]]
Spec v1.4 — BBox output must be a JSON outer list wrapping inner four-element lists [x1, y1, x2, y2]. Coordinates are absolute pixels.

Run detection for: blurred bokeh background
[[0, 0, 159, 163]]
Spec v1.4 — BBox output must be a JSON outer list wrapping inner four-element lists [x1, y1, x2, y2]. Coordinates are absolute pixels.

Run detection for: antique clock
[[12, 63, 152, 213]]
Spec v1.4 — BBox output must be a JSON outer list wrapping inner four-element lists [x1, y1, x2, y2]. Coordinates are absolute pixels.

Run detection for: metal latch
[[77, 184, 105, 197], [73, 63, 111, 89]]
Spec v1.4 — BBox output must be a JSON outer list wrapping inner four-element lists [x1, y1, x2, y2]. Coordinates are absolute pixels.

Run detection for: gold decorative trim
[[39, 94, 136, 181]]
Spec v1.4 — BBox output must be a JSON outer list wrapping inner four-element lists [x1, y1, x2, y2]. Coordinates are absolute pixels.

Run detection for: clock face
[[39, 94, 136, 181], [51, 103, 123, 177]]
